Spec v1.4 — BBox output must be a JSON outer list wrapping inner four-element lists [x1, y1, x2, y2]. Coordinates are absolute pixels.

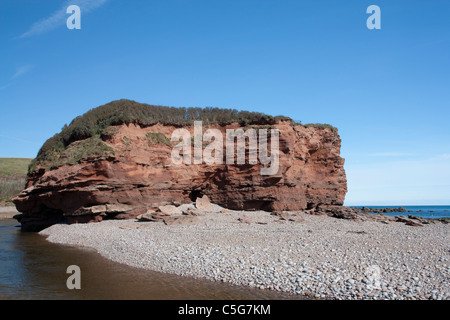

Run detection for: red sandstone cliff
[[13, 120, 347, 231]]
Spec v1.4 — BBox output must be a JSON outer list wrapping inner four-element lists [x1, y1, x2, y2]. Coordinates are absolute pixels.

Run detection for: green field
[[0, 158, 32, 204], [0, 158, 32, 176]]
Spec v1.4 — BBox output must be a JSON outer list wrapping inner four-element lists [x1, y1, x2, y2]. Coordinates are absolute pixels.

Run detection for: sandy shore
[[0, 206, 18, 220], [40, 207, 449, 300]]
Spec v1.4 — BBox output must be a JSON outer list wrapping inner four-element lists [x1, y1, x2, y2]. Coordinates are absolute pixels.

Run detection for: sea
[[351, 205, 450, 219], [0, 205, 448, 300]]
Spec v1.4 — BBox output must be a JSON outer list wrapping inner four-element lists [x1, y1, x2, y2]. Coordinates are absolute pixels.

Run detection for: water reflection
[[0, 219, 304, 300]]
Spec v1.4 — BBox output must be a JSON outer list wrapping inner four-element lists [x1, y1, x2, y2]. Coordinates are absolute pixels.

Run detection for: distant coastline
[[351, 205, 450, 220]]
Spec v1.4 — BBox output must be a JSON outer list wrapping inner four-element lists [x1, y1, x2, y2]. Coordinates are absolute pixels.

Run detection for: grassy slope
[[0, 158, 32, 176], [0, 158, 32, 205]]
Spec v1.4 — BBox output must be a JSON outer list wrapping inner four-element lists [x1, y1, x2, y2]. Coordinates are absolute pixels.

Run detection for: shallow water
[[0, 219, 304, 300]]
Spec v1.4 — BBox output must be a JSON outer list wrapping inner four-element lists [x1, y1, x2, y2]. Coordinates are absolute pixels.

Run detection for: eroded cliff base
[[14, 108, 348, 231]]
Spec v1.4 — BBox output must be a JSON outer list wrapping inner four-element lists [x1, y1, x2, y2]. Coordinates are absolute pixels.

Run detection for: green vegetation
[[146, 132, 172, 147], [33, 99, 273, 174], [122, 136, 132, 147], [0, 158, 31, 176], [31, 99, 337, 175], [58, 135, 114, 166], [0, 158, 32, 205], [29, 135, 114, 172], [304, 123, 338, 133]]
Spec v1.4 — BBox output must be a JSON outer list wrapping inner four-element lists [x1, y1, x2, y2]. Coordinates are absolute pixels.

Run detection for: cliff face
[[13, 121, 347, 231]]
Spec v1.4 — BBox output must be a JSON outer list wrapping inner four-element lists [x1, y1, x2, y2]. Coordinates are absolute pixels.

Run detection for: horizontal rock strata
[[14, 121, 347, 231]]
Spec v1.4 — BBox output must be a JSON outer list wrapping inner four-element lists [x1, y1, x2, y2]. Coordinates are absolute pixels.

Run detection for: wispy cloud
[[12, 65, 33, 79], [19, 0, 109, 38], [0, 65, 34, 91]]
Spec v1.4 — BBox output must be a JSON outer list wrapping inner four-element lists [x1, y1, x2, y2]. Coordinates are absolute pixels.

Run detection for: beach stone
[[105, 204, 135, 213], [158, 205, 183, 215], [271, 211, 292, 221], [114, 207, 148, 220], [289, 217, 304, 223], [395, 216, 423, 227], [195, 195, 211, 210], [238, 216, 252, 224], [183, 208, 205, 216], [408, 215, 430, 224], [139, 211, 165, 222], [405, 220, 423, 227], [163, 215, 200, 226]]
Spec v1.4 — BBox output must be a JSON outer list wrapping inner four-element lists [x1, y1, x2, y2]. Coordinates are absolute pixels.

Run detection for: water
[[352, 205, 450, 219], [3, 205, 446, 299], [0, 219, 303, 300]]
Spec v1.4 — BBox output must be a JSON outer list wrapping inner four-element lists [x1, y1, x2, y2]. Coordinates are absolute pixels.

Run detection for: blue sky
[[1, 0, 449, 205]]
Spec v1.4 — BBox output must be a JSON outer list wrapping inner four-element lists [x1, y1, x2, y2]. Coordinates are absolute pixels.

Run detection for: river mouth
[[0, 219, 305, 300]]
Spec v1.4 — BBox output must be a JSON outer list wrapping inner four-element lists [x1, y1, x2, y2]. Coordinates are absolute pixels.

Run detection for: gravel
[[40, 208, 449, 300]]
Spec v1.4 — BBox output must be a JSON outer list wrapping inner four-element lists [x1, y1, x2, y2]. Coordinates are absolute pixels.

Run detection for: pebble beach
[[40, 206, 449, 300]]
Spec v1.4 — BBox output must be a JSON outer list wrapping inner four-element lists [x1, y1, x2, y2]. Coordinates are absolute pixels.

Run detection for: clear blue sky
[[1, 0, 449, 205]]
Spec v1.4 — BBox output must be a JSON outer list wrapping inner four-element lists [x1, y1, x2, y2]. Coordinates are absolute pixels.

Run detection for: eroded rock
[[13, 121, 347, 231]]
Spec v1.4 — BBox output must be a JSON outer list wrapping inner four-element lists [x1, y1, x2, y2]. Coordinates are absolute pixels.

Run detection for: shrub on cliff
[[32, 100, 273, 172], [146, 132, 172, 147], [30, 99, 337, 174], [304, 123, 338, 133]]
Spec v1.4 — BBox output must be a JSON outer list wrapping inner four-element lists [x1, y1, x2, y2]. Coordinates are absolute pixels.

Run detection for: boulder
[[139, 210, 164, 222], [405, 220, 423, 227], [317, 205, 361, 220], [195, 195, 211, 211], [408, 215, 430, 224], [395, 216, 423, 227]]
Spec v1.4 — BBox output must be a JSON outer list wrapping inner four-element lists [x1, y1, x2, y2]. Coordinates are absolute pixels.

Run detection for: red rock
[[158, 205, 182, 215], [13, 121, 347, 231], [139, 211, 165, 222]]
